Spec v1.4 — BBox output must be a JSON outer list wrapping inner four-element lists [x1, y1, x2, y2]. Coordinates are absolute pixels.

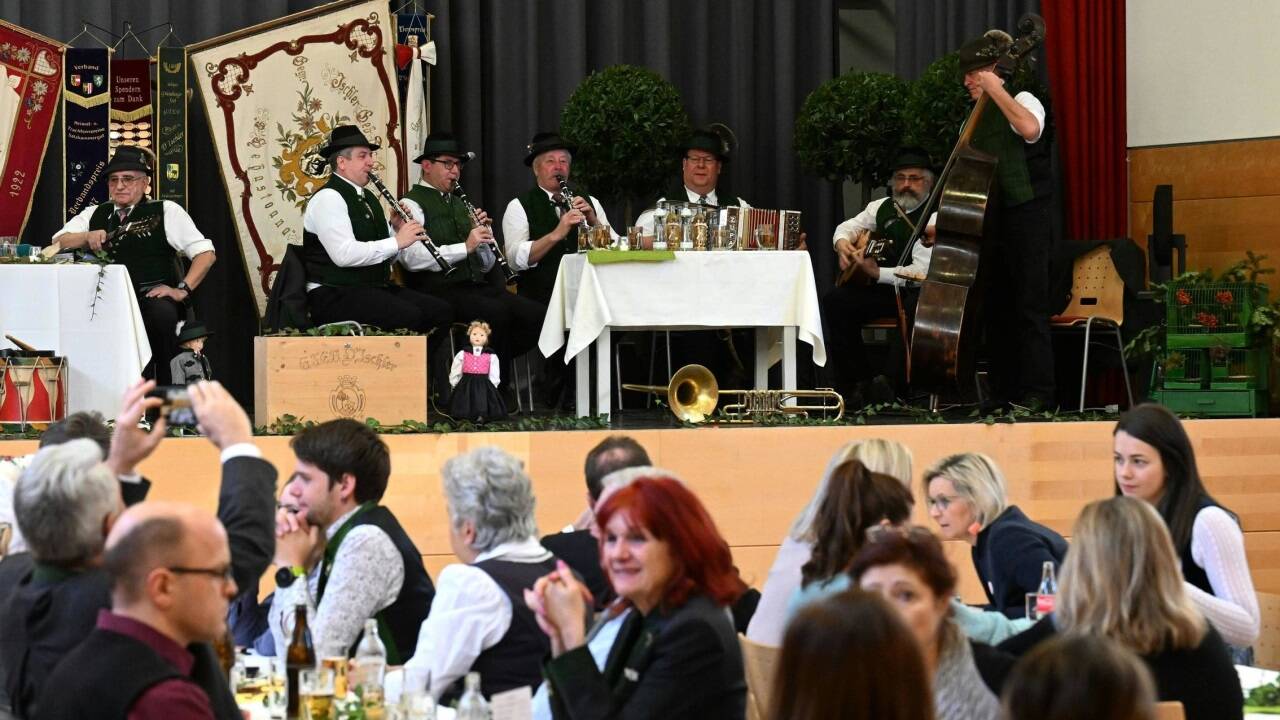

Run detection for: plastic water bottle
[[455, 672, 490, 720], [1035, 561, 1058, 617], [350, 619, 387, 716]]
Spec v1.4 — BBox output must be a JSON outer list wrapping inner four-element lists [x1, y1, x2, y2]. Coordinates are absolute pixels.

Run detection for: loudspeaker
[[1151, 184, 1173, 265]]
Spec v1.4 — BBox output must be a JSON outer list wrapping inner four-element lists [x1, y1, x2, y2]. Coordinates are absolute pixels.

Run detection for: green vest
[[301, 176, 393, 287], [88, 200, 177, 290], [515, 187, 578, 303], [871, 198, 928, 265], [968, 89, 1048, 208], [401, 183, 487, 291]]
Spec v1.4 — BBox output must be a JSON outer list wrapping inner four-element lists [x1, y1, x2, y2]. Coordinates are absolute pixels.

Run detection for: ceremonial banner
[[0, 21, 62, 236], [62, 47, 110, 220], [155, 46, 188, 205], [191, 0, 403, 315], [109, 58, 152, 154], [396, 15, 434, 186]]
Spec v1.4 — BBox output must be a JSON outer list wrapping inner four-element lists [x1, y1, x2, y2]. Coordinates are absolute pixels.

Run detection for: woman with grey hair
[[403, 446, 558, 702]]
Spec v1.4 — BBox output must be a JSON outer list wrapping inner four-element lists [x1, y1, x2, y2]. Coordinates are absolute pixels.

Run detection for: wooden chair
[[1153, 700, 1185, 720], [1256, 591, 1280, 670], [738, 634, 779, 720], [1049, 245, 1135, 412]]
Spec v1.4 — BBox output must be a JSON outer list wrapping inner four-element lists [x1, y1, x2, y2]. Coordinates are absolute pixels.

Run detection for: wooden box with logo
[[253, 336, 427, 426]]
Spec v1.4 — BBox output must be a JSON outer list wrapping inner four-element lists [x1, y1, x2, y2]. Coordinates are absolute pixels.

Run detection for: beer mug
[[713, 227, 733, 250], [590, 224, 612, 249], [626, 226, 642, 251], [754, 225, 777, 250], [299, 668, 335, 720]]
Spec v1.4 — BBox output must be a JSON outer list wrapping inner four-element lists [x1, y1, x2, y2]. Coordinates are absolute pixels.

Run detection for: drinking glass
[[0, 237, 16, 259], [626, 226, 642, 251], [299, 668, 336, 720], [754, 225, 776, 250], [640, 233, 656, 251], [319, 652, 349, 698]]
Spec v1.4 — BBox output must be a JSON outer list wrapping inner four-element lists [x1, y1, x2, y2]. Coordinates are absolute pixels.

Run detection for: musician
[[52, 146, 215, 384], [635, 127, 752, 234], [399, 131, 542, 370], [822, 148, 936, 404], [299, 125, 453, 335], [956, 29, 1056, 408]]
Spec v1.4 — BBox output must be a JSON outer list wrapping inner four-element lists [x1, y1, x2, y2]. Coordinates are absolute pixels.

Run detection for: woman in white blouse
[[1113, 403, 1260, 658]]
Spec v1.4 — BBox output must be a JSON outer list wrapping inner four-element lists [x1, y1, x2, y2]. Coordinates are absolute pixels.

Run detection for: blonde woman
[[746, 438, 912, 645], [999, 497, 1242, 720], [923, 453, 1065, 618]]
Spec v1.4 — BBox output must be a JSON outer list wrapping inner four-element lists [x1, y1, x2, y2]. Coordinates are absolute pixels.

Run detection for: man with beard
[[821, 148, 936, 406]]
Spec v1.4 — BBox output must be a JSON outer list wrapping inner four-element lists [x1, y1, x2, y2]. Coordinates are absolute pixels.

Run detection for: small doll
[[169, 320, 213, 385], [448, 320, 508, 422]]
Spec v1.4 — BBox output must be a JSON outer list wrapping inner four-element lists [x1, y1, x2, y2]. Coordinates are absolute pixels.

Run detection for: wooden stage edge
[[5, 417, 1280, 604]]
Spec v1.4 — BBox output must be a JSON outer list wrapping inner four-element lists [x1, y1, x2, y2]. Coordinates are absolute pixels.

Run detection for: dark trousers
[[984, 196, 1055, 402], [307, 284, 454, 335], [437, 284, 544, 362], [137, 294, 182, 385], [821, 281, 916, 393]]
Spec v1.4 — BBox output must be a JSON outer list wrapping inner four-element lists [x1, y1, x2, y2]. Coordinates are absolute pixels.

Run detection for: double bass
[[908, 15, 1046, 398]]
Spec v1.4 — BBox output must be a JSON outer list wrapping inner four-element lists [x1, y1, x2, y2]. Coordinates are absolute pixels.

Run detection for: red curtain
[[1043, 0, 1127, 241]]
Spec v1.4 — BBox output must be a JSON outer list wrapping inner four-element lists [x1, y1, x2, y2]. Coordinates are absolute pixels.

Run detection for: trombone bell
[[623, 364, 844, 423]]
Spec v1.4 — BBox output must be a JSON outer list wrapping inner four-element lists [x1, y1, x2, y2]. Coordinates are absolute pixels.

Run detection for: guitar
[[41, 213, 163, 260]]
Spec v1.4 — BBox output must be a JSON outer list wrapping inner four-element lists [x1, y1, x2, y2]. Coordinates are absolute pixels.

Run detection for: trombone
[[622, 364, 844, 423]]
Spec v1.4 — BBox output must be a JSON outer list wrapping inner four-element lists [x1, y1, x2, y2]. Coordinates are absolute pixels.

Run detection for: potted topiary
[[793, 71, 910, 207], [560, 65, 692, 224]]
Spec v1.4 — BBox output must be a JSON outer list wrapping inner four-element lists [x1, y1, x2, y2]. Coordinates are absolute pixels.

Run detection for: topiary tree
[[794, 71, 910, 206], [561, 65, 691, 224]]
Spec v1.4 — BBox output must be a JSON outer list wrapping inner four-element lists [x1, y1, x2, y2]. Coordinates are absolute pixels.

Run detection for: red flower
[[1195, 312, 1219, 328], [1176, 288, 1193, 306], [1216, 290, 1234, 305]]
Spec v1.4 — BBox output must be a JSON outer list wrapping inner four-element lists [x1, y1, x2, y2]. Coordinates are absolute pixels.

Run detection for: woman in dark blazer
[[526, 476, 746, 719]]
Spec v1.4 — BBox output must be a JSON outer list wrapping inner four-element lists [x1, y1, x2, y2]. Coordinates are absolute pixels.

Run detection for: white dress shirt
[[1011, 91, 1046, 143], [634, 187, 752, 235], [54, 199, 215, 259], [500, 187, 613, 271], [403, 536, 553, 699], [831, 196, 934, 287]]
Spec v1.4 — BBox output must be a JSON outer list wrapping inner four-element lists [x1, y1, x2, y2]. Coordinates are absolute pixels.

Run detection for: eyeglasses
[[167, 565, 235, 583], [428, 158, 462, 170], [864, 524, 937, 544], [925, 494, 963, 511], [892, 173, 928, 184], [108, 175, 146, 186], [684, 156, 718, 167]]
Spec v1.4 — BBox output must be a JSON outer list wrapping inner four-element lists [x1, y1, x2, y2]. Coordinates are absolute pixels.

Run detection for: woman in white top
[[1113, 403, 1260, 657]]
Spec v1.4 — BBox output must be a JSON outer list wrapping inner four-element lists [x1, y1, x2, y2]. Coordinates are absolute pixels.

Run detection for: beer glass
[[299, 668, 335, 720], [754, 225, 777, 250], [319, 652, 349, 697], [626, 226, 641, 251]]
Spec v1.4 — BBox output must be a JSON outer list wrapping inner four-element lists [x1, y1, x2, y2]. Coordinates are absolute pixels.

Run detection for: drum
[[0, 351, 68, 429]]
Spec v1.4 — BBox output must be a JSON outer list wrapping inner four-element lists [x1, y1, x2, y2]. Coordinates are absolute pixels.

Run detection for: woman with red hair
[[526, 476, 747, 719]]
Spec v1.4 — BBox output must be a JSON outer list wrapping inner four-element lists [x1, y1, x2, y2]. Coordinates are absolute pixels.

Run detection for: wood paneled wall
[[6, 418, 1280, 604], [1129, 138, 1280, 279]]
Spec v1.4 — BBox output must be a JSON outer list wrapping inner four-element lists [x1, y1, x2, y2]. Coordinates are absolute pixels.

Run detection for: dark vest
[[35, 627, 191, 720], [319, 505, 435, 665], [662, 179, 739, 209], [870, 198, 928, 265], [1178, 496, 1229, 595], [515, 187, 579, 304], [441, 556, 557, 703], [88, 200, 177, 290], [301, 176, 394, 288], [401, 183, 488, 291], [968, 89, 1053, 208]]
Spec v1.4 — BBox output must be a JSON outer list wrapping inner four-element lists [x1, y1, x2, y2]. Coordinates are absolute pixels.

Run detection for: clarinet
[[554, 174, 593, 235], [453, 181, 518, 285], [366, 171, 455, 276]]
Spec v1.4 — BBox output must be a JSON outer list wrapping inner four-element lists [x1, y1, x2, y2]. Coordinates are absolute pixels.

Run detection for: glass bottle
[[1035, 561, 1058, 617], [678, 206, 695, 250], [652, 202, 669, 250], [455, 672, 490, 720], [351, 619, 387, 718], [286, 604, 316, 719]]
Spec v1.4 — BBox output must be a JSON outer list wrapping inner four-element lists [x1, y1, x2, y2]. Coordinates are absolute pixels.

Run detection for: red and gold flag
[[0, 20, 62, 236]]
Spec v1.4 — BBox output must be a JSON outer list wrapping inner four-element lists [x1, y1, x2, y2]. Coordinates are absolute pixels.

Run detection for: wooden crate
[[253, 336, 427, 426]]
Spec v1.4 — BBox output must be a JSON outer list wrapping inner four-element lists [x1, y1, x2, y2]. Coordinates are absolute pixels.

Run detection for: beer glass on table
[[299, 667, 336, 720]]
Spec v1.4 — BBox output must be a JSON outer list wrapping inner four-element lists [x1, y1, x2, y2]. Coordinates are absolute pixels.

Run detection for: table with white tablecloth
[[538, 251, 826, 418], [0, 264, 150, 418]]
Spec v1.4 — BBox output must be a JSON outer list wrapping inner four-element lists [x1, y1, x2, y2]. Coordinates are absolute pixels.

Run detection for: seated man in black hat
[[52, 146, 216, 384], [822, 147, 937, 405], [635, 126, 751, 234], [397, 132, 543, 383], [299, 125, 453, 337]]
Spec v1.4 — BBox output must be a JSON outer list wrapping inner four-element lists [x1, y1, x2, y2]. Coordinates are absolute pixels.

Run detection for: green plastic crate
[[1150, 388, 1266, 417], [1165, 282, 1266, 349]]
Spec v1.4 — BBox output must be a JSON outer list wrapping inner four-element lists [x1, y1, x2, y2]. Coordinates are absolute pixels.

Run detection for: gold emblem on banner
[[274, 82, 347, 208]]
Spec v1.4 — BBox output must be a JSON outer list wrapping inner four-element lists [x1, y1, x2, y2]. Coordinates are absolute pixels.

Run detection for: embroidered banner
[[0, 20, 62, 237], [190, 0, 403, 315], [155, 46, 187, 205], [62, 47, 110, 220], [396, 16, 434, 187], [110, 58, 152, 155]]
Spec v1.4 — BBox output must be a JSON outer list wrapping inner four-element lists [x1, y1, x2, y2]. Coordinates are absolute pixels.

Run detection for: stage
[[4, 416, 1279, 603]]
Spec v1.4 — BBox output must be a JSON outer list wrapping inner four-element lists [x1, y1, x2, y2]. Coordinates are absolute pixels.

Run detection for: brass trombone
[[623, 364, 844, 423]]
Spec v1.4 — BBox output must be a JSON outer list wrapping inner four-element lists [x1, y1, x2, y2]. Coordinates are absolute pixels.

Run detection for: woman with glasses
[[923, 452, 1066, 618], [850, 526, 1011, 720], [998, 497, 1242, 720], [1113, 404, 1258, 656]]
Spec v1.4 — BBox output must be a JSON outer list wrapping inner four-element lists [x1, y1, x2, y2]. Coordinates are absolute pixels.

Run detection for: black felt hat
[[103, 145, 153, 176], [684, 127, 731, 162], [891, 147, 934, 173], [956, 29, 1014, 74], [412, 131, 475, 165], [176, 321, 213, 345], [318, 125, 380, 158], [523, 131, 576, 167]]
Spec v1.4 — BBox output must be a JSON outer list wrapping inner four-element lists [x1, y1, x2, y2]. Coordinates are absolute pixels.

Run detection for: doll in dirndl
[[448, 320, 508, 422]]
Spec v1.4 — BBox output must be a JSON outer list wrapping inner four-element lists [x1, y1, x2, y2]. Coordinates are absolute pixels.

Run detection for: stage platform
[[4, 417, 1280, 603]]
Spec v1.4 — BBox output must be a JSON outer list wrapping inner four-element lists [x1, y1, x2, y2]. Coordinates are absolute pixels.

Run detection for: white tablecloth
[[538, 251, 826, 417], [0, 264, 150, 417]]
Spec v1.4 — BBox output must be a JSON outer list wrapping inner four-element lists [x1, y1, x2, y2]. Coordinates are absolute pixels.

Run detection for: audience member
[[1114, 403, 1259, 654], [748, 438, 912, 645], [35, 502, 238, 719], [268, 419, 434, 664], [784, 459, 914, 617], [772, 588, 935, 720], [998, 497, 1242, 720], [923, 453, 1066, 618], [850, 527, 1010, 720], [404, 446, 556, 701], [541, 435, 651, 608], [1001, 634, 1156, 720], [529, 476, 747, 719]]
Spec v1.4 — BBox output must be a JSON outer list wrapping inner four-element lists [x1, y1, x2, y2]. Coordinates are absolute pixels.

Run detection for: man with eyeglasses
[[50, 146, 217, 384], [635, 126, 752, 234], [821, 148, 937, 407]]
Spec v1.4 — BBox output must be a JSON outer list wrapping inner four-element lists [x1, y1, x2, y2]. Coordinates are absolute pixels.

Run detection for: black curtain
[[893, 0, 1042, 79], [6, 0, 839, 411]]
